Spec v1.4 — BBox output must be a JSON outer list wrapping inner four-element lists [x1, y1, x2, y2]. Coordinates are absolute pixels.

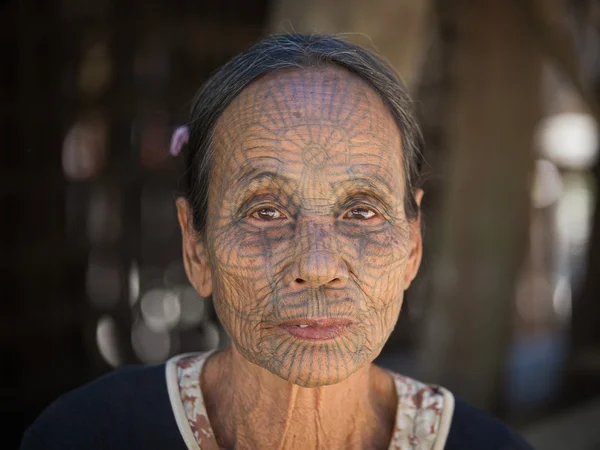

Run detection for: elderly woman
[[22, 35, 532, 450]]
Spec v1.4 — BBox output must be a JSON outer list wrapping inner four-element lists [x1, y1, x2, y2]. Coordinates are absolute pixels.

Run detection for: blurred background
[[2, 0, 600, 448]]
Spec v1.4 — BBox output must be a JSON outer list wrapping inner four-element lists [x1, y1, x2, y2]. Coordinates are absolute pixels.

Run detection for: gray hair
[[181, 34, 423, 233]]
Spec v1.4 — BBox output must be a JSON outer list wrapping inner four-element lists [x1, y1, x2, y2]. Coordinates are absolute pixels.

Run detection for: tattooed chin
[[243, 316, 388, 388], [214, 288, 399, 387]]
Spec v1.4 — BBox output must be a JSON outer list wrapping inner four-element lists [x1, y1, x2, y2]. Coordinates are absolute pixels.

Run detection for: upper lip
[[278, 318, 354, 327]]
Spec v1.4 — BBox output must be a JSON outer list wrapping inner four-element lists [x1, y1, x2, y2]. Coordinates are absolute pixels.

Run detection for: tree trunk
[[419, 0, 542, 411], [568, 83, 600, 399], [570, 0, 600, 369]]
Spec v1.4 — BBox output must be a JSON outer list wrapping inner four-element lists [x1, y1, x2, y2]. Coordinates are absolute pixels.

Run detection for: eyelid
[[237, 193, 277, 215], [246, 202, 288, 221], [342, 194, 386, 213]]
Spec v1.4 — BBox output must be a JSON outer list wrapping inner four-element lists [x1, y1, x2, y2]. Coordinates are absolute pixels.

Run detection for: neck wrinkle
[[203, 347, 396, 450], [276, 384, 298, 450]]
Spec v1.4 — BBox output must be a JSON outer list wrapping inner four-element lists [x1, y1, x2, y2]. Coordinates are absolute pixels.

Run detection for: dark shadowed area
[[2, 0, 600, 448]]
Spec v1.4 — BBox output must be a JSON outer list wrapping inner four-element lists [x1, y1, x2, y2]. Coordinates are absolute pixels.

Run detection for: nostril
[[294, 278, 306, 285]]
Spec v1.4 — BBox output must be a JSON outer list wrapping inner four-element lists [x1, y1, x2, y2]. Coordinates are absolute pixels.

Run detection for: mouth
[[278, 318, 353, 341]]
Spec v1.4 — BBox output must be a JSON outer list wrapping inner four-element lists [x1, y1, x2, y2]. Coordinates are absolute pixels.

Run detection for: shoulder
[[445, 397, 533, 450], [21, 364, 186, 450]]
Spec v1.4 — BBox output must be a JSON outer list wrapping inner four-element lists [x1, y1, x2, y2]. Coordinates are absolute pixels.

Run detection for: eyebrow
[[334, 174, 396, 201], [233, 167, 293, 190]]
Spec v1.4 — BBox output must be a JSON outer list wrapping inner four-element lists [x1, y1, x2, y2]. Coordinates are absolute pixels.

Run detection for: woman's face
[[181, 67, 422, 387]]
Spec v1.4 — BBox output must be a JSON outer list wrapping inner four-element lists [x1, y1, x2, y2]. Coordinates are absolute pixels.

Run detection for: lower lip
[[279, 324, 350, 341]]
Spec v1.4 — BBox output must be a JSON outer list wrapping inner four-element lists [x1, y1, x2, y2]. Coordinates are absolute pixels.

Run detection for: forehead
[[212, 66, 404, 191]]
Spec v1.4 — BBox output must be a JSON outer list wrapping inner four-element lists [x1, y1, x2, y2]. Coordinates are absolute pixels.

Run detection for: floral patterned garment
[[166, 353, 454, 450]]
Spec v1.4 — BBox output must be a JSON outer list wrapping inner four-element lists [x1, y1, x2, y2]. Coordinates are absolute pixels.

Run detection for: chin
[[258, 343, 371, 388]]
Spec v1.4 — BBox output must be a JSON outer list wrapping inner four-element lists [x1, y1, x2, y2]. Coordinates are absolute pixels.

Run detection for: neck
[[201, 347, 397, 450]]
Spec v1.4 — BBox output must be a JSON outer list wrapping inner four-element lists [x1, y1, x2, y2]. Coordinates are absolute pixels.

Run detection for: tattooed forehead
[[210, 67, 405, 197]]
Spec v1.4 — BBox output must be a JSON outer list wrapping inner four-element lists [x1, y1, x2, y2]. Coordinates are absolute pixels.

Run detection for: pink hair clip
[[169, 125, 190, 156]]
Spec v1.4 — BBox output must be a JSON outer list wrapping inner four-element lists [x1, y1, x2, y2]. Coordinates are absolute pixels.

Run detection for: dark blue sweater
[[21, 364, 533, 449]]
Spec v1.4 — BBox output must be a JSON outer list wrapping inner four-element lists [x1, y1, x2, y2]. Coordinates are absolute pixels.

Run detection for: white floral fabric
[[167, 352, 454, 450]]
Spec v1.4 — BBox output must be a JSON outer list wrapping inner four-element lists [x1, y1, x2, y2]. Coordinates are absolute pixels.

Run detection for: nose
[[290, 251, 349, 289], [288, 221, 349, 289]]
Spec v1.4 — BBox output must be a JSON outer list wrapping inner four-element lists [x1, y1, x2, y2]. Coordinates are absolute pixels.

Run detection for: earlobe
[[404, 226, 422, 289], [414, 188, 424, 207], [176, 198, 213, 298], [195, 252, 213, 298]]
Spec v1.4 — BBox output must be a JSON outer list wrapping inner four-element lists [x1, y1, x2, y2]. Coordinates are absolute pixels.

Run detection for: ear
[[176, 198, 213, 297], [404, 189, 424, 290]]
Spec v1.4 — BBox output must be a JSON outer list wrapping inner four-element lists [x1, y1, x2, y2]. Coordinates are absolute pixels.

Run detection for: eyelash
[[344, 206, 377, 220]]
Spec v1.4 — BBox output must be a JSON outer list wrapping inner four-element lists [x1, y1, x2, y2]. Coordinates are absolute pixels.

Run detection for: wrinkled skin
[[177, 66, 422, 449], [179, 69, 420, 387]]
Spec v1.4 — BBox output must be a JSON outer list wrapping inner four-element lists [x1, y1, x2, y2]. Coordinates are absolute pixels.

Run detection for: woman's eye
[[345, 207, 377, 220], [250, 207, 285, 221]]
